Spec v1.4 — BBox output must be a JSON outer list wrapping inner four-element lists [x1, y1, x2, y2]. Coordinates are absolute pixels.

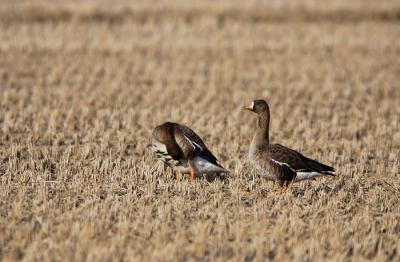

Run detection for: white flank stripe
[[270, 158, 295, 171], [183, 135, 203, 150], [190, 140, 203, 150], [183, 135, 197, 150]]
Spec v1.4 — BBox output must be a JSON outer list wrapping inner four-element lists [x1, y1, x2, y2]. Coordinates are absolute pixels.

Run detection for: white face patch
[[250, 101, 254, 110]]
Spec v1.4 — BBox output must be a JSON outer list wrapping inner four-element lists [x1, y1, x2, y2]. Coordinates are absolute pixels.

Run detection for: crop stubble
[[0, 1, 399, 261]]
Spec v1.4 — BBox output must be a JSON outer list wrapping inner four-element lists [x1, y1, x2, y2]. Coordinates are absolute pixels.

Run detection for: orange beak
[[243, 105, 253, 111]]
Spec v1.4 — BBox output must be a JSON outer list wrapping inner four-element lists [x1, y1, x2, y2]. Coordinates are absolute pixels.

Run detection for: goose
[[243, 100, 335, 192], [151, 122, 228, 181]]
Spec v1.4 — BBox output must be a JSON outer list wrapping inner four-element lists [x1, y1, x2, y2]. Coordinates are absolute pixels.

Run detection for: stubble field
[[0, 1, 399, 261]]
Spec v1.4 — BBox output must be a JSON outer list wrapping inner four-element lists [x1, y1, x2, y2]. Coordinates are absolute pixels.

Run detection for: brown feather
[[152, 122, 223, 168], [267, 144, 335, 173]]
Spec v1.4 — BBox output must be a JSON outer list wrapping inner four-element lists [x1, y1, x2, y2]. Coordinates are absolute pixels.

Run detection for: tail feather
[[192, 157, 229, 174], [306, 158, 335, 173]]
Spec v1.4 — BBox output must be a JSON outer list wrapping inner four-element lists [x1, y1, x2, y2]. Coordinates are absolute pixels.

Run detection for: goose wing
[[267, 144, 335, 174], [174, 124, 222, 167]]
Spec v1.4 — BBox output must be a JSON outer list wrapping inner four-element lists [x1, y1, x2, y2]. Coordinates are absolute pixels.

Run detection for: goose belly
[[250, 158, 276, 181], [151, 140, 190, 173]]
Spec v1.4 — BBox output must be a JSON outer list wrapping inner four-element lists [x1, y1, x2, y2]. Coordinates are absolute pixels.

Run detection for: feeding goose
[[243, 100, 335, 192], [151, 122, 228, 181]]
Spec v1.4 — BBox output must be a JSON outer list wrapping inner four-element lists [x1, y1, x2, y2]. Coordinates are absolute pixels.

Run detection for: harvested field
[[0, 0, 399, 261]]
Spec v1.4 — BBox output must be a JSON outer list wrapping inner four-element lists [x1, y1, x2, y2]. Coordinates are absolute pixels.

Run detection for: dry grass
[[0, 1, 399, 261]]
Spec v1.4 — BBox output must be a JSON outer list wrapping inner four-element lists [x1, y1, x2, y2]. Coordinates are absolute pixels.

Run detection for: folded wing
[[267, 144, 335, 175], [174, 124, 223, 168]]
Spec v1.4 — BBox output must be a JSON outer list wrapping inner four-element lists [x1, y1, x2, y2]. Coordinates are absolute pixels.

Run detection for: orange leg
[[175, 171, 182, 182], [276, 183, 287, 195], [276, 181, 292, 194], [189, 165, 196, 182]]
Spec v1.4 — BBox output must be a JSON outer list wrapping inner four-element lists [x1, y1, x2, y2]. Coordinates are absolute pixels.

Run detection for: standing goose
[[151, 122, 228, 181], [243, 100, 335, 192]]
